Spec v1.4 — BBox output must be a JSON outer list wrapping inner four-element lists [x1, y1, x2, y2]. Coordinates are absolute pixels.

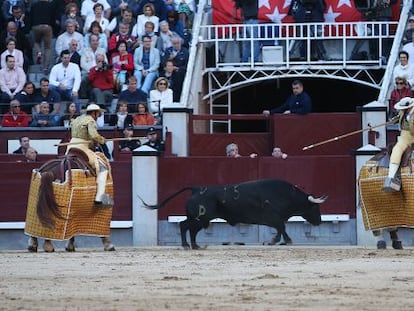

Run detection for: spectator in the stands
[[30, 0, 56, 75], [110, 40, 134, 92], [0, 21, 31, 62], [119, 124, 141, 152], [108, 21, 137, 54], [107, 7, 136, 34], [89, 53, 114, 109], [132, 102, 156, 125], [135, 21, 158, 48], [174, 0, 195, 30], [7, 5, 30, 35], [133, 35, 161, 94], [60, 2, 84, 35], [30, 101, 59, 127], [81, 0, 111, 21], [13, 135, 30, 154], [81, 33, 108, 76], [135, 4, 159, 36], [25, 147, 38, 162], [263, 80, 312, 115], [162, 35, 189, 74], [160, 59, 183, 102], [2, 0, 25, 23], [393, 51, 414, 88], [15, 81, 36, 114], [33, 78, 62, 116], [65, 39, 81, 69], [84, 20, 108, 51], [1, 99, 30, 127], [137, 0, 167, 22], [403, 16, 414, 45], [109, 100, 132, 128], [143, 126, 165, 151], [49, 49, 82, 112], [225, 143, 257, 158], [1, 38, 24, 70], [0, 55, 26, 114], [55, 19, 84, 58], [149, 77, 173, 115], [60, 102, 79, 126], [118, 76, 148, 112], [166, 9, 185, 41], [389, 77, 413, 119], [157, 20, 177, 57], [403, 36, 414, 65], [272, 147, 288, 159], [83, 3, 110, 37]]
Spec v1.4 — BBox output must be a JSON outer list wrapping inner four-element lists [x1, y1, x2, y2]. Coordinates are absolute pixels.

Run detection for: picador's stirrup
[[382, 177, 401, 192]]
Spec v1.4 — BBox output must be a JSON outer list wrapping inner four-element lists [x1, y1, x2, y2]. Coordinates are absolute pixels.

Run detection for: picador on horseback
[[383, 97, 414, 192], [67, 104, 113, 207], [24, 103, 115, 252]]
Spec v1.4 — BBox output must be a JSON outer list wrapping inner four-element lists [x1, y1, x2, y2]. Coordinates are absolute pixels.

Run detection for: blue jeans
[[242, 19, 260, 62], [134, 70, 159, 94], [49, 85, 81, 112]]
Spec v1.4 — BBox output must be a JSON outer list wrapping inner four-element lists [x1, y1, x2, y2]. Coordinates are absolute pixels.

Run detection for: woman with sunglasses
[[149, 77, 173, 116]]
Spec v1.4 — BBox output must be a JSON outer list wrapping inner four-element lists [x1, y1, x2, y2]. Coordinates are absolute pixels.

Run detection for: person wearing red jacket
[[88, 53, 114, 108], [1, 99, 30, 127], [108, 22, 138, 54], [110, 40, 134, 92], [389, 76, 413, 119]]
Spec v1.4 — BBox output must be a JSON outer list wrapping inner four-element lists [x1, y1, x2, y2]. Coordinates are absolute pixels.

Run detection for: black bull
[[141, 179, 328, 249]]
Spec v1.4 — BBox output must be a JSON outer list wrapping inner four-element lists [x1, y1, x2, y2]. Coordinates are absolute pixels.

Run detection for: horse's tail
[[36, 171, 62, 228], [138, 187, 195, 210]]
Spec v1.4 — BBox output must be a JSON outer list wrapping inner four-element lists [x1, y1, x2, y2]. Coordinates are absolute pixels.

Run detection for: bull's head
[[303, 195, 328, 225]]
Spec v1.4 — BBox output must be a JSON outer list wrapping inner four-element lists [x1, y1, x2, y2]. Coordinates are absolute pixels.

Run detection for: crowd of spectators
[[0, 0, 194, 128]]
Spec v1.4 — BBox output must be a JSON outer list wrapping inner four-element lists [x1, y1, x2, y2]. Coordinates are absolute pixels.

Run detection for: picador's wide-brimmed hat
[[394, 97, 414, 110], [83, 103, 106, 113]]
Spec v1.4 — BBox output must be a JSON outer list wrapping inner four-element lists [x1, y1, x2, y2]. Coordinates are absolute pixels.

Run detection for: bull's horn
[[308, 195, 328, 204]]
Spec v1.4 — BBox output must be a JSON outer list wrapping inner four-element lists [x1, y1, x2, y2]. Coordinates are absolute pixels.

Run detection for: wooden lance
[[302, 120, 393, 151], [55, 137, 143, 147]]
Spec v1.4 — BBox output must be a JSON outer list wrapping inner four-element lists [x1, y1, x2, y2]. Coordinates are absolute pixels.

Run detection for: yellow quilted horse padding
[[24, 156, 114, 240]]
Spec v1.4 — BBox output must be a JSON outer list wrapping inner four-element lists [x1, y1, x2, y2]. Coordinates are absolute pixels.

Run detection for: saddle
[[38, 148, 95, 185], [372, 143, 414, 169]]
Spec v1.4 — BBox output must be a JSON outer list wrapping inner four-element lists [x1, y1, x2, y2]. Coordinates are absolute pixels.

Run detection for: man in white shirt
[[81, 0, 111, 20], [55, 19, 84, 58], [49, 50, 82, 112]]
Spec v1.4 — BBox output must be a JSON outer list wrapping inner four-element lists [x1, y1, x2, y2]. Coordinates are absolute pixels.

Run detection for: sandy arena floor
[[1, 245, 414, 311]]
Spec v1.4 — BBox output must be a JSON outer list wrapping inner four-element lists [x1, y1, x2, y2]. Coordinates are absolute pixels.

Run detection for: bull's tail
[[138, 187, 194, 210], [36, 171, 62, 228]]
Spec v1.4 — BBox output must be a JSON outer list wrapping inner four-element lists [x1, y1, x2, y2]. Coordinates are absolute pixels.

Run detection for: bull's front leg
[[279, 222, 292, 245], [189, 221, 203, 250], [268, 231, 281, 245]]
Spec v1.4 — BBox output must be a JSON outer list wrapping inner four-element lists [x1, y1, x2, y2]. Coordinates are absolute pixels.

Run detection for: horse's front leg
[[43, 239, 55, 252], [65, 237, 76, 252], [101, 237, 115, 251], [28, 236, 38, 252]]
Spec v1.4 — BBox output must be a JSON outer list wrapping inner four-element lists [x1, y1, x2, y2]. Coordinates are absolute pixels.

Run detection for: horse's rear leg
[[28, 236, 38, 252], [43, 240, 55, 252], [101, 237, 115, 251], [65, 237, 76, 252]]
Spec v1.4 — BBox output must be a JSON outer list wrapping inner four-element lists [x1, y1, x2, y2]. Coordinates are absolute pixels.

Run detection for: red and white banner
[[212, 0, 400, 25]]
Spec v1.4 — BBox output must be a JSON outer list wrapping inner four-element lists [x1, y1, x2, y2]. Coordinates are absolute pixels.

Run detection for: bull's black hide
[[141, 179, 327, 249]]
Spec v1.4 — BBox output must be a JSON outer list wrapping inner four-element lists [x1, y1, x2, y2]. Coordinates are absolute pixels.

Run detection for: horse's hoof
[[104, 244, 115, 251], [392, 240, 403, 249], [27, 245, 38, 252], [377, 240, 386, 249], [28, 237, 38, 252], [43, 241, 55, 253]]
